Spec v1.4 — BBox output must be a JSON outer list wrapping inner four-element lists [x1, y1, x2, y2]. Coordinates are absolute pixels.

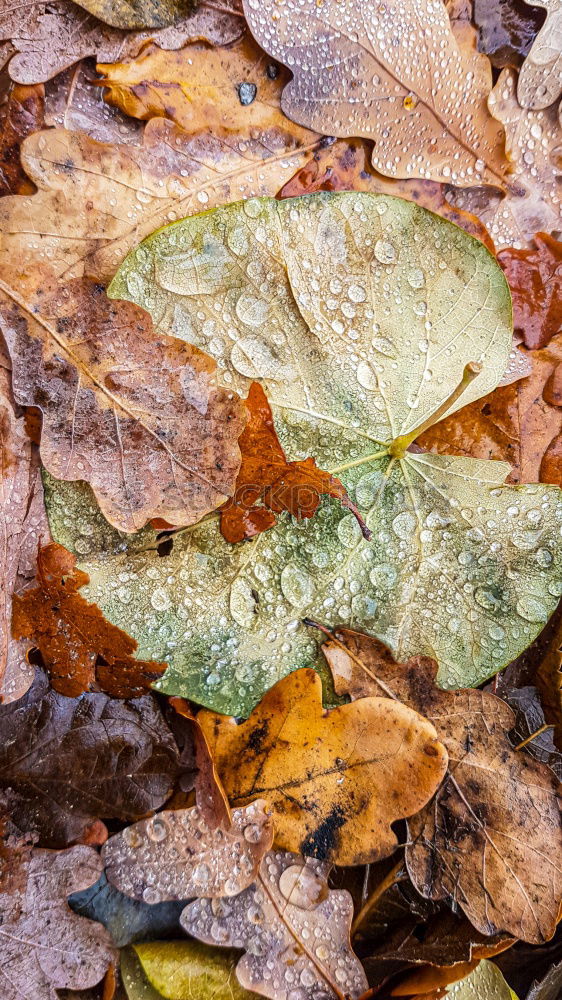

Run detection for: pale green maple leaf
[[44, 193, 562, 716]]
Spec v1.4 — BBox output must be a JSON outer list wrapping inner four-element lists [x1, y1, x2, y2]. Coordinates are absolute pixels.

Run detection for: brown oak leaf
[[498, 234, 562, 350], [321, 625, 562, 944], [0, 81, 44, 195]]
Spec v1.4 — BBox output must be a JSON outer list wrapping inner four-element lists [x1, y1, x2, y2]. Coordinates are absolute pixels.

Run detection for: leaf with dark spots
[[0, 668, 181, 847], [12, 542, 168, 698], [0, 81, 44, 195], [220, 382, 368, 543], [197, 667, 448, 865], [0, 278, 246, 532], [498, 235, 562, 350], [322, 626, 562, 944]]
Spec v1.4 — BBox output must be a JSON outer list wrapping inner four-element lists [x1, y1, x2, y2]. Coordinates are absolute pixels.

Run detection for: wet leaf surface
[[474, 0, 546, 69], [0, 668, 180, 846], [69, 872, 187, 949], [323, 626, 562, 944], [442, 960, 519, 999], [44, 60, 144, 144], [498, 235, 562, 350], [74, 0, 197, 30], [517, 0, 562, 110], [0, 80, 44, 195], [198, 667, 448, 865], [132, 940, 257, 999]]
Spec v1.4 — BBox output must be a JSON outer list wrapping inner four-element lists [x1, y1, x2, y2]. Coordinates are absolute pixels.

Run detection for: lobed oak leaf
[[0, 278, 246, 532], [182, 849, 369, 1000], [12, 542, 168, 697], [0, 0, 244, 84], [321, 625, 562, 944], [242, 0, 506, 188], [0, 80, 44, 195], [517, 0, 562, 110], [44, 60, 145, 145], [220, 382, 367, 543], [0, 840, 116, 1000], [497, 234, 562, 349], [0, 668, 181, 846], [197, 667, 448, 866]]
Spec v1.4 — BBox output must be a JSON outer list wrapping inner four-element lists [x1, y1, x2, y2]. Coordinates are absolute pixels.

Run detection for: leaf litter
[[0, 3, 561, 1000]]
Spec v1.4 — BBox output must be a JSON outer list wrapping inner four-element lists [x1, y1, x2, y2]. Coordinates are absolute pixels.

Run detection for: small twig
[[514, 723, 554, 751]]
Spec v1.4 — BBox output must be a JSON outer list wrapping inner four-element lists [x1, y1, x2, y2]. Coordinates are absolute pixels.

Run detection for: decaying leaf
[[98, 35, 315, 142], [130, 941, 256, 1000], [243, 0, 506, 187], [442, 960, 519, 999], [501, 684, 562, 779], [44, 60, 144, 145], [220, 381, 366, 543], [322, 626, 562, 943], [473, 0, 546, 69], [0, 356, 49, 703], [533, 612, 562, 746], [517, 0, 562, 110], [498, 234, 562, 349], [44, 190, 562, 716], [0, 668, 180, 846], [73, 0, 196, 30], [198, 667, 447, 865], [12, 542, 168, 698], [0, 121, 320, 284], [0, 842, 116, 1000], [417, 332, 562, 486], [0, 0, 244, 84], [447, 69, 562, 249], [182, 850, 369, 1000], [0, 81, 44, 195], [0, 278, 246, 532]]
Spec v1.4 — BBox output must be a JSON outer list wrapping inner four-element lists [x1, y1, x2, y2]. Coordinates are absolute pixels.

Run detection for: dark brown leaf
[[0, 80, 44, 195], [498, 235, 562, 350]]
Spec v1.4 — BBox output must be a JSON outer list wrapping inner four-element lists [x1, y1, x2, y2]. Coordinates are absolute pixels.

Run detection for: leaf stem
[[514, 723, 554, 750], [351, 859, 406, 939], [389, 361, 482, 458], [328, 449, 390, 474]]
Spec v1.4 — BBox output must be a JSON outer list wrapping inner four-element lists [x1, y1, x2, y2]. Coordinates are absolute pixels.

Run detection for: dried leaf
[[518, 0, 562, 109], [182, 850, 369, 1000], [501, 684, 561, 779], [473, 0, 546, 69], [103, 797, 273, 903], [0, 668, 180, 846], [0, 278, 246, 532], [243, 0, 506, 187], [131, 941, 256, 1000], [497, 234, 562, 349], [0, 0, 243, 84], [98, 35, 315, 142], [0, 842, 116, 1000], [534, 614, 562, 746], [44, 60, 144, 144], [74, 0, 196, 30], [323, 626, 562, 943], [0, 121, 320, 284], [197, 667, 448, 865], [12, 542, 168, 697], [0, 356, 49, 702], [447, 68, 562, 250], [441, 960, 519, 999], [0, 81, 44, 195], [220, 382, 366, 543]]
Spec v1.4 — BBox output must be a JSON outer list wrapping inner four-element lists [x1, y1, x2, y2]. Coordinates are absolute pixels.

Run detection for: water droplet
[[243, 824, 263, 843], [278, 864, 327, 909], [230, 578, 258, 627], [516, 596, 548, 623], [374, 239, 397, 264], [337, 513, 364, 547], [392, 511, 416, 539], [280, 564, 315, 609]]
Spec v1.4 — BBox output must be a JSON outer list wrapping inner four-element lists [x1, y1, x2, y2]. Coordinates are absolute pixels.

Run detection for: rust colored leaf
[[0, 119, 320, 284], [197, 667, 448, 866], [0, 81, 44, 195], [220, 382, 367, 543], [498, 234, 562, 349], [0, 840, 116, 1000], [243, 0, 507, 187], [0, 667, 180, 846], [183, 850, 369, 1000], [98, 34, 315, 142], [0, 0, 244, 84], [0, 278, 246, 532], [12, 542, 168, 698], [0, 348, 49, 703], [416, 333, 562, 487], [474, 0, 546, 69], [322, 626, 562, 944]]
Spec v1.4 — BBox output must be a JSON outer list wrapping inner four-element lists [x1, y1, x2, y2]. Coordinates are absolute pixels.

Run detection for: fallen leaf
[[0, 120, 320, 284], [129, 941, 257, 1000], [502, 684, 561, 779], [526, 961, 562, 1000], [0, 667, 180, 846], [446, 69, 562, 249], [220, 381, 367, 543], [473, 0, 546, 69], [497, 234, 562, 349], [182, 850, 369, 1000], [98, 35, 315, 142], [0, 81, 44, 195], [0, 354, 49, 702], [74, 0, 197, 30], [44, 60, 144, 144], [12, 542, 169, 697], [0, 278, 246, 532], [0, 841, 116, 1000], [439, 960, 518, 999], [58, 190, 562, 714], [416, 332, 562, 485], [534, 614, 562, 747], [322, 625, 562, 943], [390, 961, 479, 997], [121, 946, 166, 1000], [242, 0, 506, 187], [197, 667, 448, 865], [0, 0, 244, 84], [517, 0, 562, 109], [69, 871, 187, 948]]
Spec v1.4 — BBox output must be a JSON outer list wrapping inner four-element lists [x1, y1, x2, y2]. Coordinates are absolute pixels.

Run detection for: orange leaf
[[0, 82, 44, 196]]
